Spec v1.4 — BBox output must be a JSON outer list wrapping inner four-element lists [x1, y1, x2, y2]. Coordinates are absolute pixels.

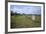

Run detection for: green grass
[[11, 15, 41, 28]]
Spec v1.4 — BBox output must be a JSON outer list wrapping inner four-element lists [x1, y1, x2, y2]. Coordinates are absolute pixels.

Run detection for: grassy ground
[[11, 15, 41, 28]]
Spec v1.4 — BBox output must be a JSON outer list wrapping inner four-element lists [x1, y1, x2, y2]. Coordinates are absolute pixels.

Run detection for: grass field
[[11, 15, 41, 28]]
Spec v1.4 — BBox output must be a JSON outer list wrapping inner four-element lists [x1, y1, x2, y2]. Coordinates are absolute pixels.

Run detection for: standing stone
[[32, 15, 35, 27], [32, 15, 35, 21]]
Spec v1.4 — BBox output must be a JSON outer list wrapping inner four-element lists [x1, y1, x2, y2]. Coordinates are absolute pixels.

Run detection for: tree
[[11, 11, 14, 16], [14, 12, 21, 15]]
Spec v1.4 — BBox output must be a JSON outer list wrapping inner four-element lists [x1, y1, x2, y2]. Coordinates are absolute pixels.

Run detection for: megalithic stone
[[32, 15, 35, 21]]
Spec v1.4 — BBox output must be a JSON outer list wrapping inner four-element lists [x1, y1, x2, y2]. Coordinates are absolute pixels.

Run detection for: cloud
[[10, 5, 41, 15]]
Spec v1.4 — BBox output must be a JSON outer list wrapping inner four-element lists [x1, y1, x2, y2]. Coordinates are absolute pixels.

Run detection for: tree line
[[11, 11, 22, 16]]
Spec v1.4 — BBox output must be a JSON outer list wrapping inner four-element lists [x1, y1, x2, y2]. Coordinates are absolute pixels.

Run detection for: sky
[[10, 5, 41, 15]]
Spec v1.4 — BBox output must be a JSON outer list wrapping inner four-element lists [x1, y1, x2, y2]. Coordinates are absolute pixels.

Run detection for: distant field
[[11, 15, 41, 28]]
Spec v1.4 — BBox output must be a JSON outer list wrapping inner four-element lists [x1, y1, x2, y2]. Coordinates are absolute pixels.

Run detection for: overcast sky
[[10, 5, 41, 15]]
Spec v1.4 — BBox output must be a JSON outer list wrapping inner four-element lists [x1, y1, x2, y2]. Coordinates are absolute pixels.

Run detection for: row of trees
[[11, 11, 26, 16], [11, 11, 21, 16]]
